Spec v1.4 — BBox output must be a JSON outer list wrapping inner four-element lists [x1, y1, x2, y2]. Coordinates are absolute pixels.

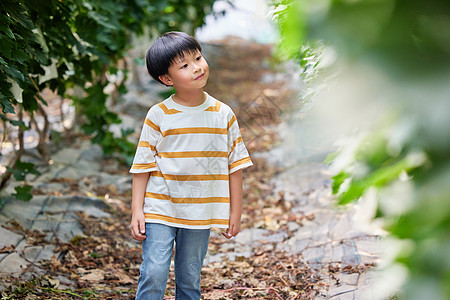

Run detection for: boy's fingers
[[138, 220, 145, 234], [131, 223, 139, 238], [131, 220, 146, 240], [221, 225, 241, 239], [222, 228, 232, 239]]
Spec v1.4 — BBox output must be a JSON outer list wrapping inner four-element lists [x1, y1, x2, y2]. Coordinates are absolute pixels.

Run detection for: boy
[[129, 31, 253, 299]]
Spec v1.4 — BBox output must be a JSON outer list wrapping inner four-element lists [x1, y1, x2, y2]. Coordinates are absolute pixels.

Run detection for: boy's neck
[[172, 89, 206, 107]]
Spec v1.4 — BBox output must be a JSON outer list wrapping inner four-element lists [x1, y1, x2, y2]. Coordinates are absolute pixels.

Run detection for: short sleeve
[[227, 111, 253, 174], [130, 106, 162, 173]]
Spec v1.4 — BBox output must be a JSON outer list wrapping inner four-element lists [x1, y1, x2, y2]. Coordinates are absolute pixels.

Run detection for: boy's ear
[[159, 74, 173, 86]]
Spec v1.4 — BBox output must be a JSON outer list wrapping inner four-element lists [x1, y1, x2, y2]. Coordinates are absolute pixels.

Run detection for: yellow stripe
[[158, 103, 181, 115], [138, 141, 156, 151], [131, 162, 156, 170], [145, 192, 171, 200], [229, 157, 251, 171], [227, 115, 237, 130], [162, 127, 227, 137], [205, 100, 221, 112], [151, 171, 228, 181], [144, 118, 160, 132], [158, 151, 228, 158], [144, 213, 229, 226], [230, 136, 243, 154], [145, 192, 229, 204]]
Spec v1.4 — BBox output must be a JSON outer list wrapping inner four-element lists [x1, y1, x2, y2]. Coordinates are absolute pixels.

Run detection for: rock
[[0, 196, 49, 227], [301, 246, 325, 263], [292, 226, 312, 240], [96, 173, 132, 192], [52, 148, 83, 165], [78, 144, 103, 163], [331, 215, 353, 240], [327, 284, 356, 299], [331, 244, 345, 262], [293, 238, 310, 254], [251, 228, 270, 241], [342, 243, 361, 265], [311, 224, 329, 241], [51, 165, 97, 180], [33, 182, 68, 194], [339, 273, 360, 286], [21, 245, 57, 263], [55, 275, 76, 290], [76, 160, 101, 173], [204, 253, 225, 264], [287, 221, 300, 232], [0, 253, 29, 276], [233, 229, 254, 245], [257, 231, 287, 243], [355, 237, 384, 256], [0, 227, 23, 249], [359, 254, 379, 265], [42, 196, 110, 218]]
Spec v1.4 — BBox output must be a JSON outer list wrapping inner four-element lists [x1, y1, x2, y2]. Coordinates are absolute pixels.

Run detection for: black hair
[[146, 31, 202, 85]]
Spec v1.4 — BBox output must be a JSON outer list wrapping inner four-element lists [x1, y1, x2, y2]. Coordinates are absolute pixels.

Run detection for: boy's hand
[[222, 211, 241, 239], [130, 211, 146, 241]]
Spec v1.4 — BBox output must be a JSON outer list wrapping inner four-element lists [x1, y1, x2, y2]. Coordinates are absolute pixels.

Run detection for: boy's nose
[[193, 63, 201, 73]]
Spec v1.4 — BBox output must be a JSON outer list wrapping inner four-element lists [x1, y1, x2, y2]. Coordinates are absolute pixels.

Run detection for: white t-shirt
[[130, 93, 253, 229]]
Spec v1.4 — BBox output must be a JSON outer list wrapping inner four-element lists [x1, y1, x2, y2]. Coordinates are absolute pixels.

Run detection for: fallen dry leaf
[[80, 269, 105, 282], [0, 245, 15, 253]]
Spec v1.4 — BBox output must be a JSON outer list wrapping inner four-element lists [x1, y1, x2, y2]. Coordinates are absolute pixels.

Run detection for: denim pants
[[135, 223, 210, 300]]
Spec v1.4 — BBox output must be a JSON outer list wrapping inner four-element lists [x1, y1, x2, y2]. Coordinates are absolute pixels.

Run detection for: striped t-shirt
[[130, 93, 253, 229]]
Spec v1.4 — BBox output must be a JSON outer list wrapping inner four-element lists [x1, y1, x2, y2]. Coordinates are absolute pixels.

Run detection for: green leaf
[[331, 171, 349, 195], [1, 63, 25, 83], [117, 82, 127, 94], [89, 252, 105, 258], [0, 114, 27, 128], [164, 6, 175, 13], [12, 185, 33, 202], [3, 26, 15, 40], [337, 157, 417, 205], [10, 48, 28, 64], [6, 161, 39, 181], [87, 11, 118, 30], [0, 97, 16, 114]]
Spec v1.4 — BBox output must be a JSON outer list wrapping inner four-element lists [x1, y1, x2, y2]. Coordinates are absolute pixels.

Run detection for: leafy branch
[[0, 0, 217, 201]]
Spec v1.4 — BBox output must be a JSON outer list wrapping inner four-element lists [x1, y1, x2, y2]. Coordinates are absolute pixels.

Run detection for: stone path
[[271, 162, 384, 300], [203, 165, 384, 300], [203, 107, 386, 299], [0, 142, 116, 285]]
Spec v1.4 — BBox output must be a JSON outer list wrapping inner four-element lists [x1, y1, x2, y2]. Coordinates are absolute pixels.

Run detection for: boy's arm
[[223, 169, 243, 239], [130, 172, 150, 241]]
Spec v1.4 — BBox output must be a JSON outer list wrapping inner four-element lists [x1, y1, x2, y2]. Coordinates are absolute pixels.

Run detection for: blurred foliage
[[272, 0, 450, 299], [0, 0, 216, 200]]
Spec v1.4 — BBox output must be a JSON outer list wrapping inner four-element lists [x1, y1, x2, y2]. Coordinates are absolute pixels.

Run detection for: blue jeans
[[135, 223, 210, 300]]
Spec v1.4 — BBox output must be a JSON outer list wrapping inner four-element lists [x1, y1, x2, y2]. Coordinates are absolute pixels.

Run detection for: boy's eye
[[196, 55, 202, 61], [181, 64, 188, 69]]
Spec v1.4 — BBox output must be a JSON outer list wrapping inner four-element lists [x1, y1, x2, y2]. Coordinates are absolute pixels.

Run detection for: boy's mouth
[[195, 73, 205, 80]]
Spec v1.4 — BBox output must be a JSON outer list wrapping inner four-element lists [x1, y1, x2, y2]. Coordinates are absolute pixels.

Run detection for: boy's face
[[159, 50, 209, 90]]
